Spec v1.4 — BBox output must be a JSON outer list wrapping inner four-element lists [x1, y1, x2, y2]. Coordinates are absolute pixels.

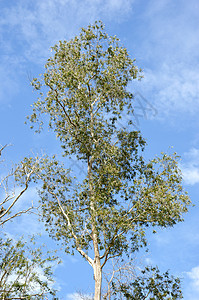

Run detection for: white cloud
[[66, 293, 82, 300], [183, 265, 199, 299], [142, 64, 199, 119], [100, 0, 134, 17], [181, 167, 199, 185], [0, 0, 136, 105], [143, 0, 199, 61], [135, 0, 199, 121], [0, 0, 135, 62], [5, 212, 44, 237], [66, 292, 92, 300], [187, 266, 199, 290], [184, 148, 199, 158], [1, 0, 198, 121], [180, 148, 199, 185], [0, 58, 21, 104]]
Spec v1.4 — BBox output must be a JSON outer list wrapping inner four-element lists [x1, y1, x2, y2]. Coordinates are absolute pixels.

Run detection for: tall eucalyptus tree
[[27, 21, 190, 299]]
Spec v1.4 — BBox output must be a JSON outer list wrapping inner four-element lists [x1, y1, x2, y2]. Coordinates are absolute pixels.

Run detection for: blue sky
[[0, 0, 199, 298]]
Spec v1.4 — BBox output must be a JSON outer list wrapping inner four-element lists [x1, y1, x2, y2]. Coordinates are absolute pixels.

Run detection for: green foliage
[[25, 20, 191, 297], [28, 20, 141, 155], [0, 234, 60, 299], [112, 266, 183, 299]]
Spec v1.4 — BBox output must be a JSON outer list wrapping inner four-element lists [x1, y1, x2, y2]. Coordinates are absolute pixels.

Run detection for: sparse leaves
[[112, 266, 183, 299], [0, 234, 60, 299], [0, 145, 40, 227]]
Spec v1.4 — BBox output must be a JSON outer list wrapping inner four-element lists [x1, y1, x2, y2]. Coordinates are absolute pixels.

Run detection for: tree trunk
[[94, 256, 102, 300], [89, 104, 102, 299]]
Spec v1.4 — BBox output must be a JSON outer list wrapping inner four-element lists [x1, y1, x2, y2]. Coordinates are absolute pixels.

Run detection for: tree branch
[[45, 186, 94, 267], [0, 144, 8, 157]]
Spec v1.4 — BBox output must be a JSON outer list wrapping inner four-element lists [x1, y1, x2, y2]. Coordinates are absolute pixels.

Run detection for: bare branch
[[0, 154, 41, 227], [0, 171, 32, 220], [0, 144, 8, 157], [103, 257, 137, 300]]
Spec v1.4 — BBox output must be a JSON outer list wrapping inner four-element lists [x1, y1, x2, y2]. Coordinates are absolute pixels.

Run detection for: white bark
[[94, 256, 102, 300]]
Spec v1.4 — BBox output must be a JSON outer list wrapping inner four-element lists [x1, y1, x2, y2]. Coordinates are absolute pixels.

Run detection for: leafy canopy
[[25, 20, 190, 289]]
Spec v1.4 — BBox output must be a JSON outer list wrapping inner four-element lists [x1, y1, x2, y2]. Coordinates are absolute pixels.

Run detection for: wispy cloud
[[0, 57, 22, 103], [141, 64, 199, 119], [180, 148, 199, 185], [0, 0, 135, 105], [66, 292, 92, 300], [182, 168, 199, 186], [137, 0, 199, 121], [187, 266, 199, 289], [0, 0, 135, 63], [184, 265, 199, 299]]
